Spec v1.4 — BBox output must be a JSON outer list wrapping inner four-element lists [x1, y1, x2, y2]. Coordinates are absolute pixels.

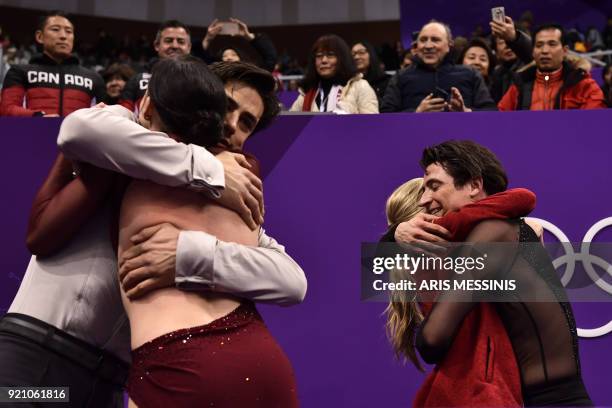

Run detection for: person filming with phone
[[199, 18, 277, 72], [381, 20, 496, 113]]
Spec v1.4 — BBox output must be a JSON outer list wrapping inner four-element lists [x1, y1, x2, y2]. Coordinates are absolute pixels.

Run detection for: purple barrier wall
[[1, 110, 612, 407], [400, 0, 612, 47]]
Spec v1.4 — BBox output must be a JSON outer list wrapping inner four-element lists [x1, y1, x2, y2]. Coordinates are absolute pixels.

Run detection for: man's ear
[[469, 177, 484, 198], [137, 92, 153, 128], [35, 30, 44, 45], [562, 45, 569, 55]]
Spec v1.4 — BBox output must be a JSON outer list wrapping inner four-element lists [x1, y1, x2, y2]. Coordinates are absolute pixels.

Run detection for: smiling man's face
[[416, 22, 450, 68], [419, 163, 476, 215]]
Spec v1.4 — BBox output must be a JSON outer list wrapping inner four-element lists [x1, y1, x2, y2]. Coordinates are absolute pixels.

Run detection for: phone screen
[[491, 7, 505, 23], [219, 22, 239, 36]]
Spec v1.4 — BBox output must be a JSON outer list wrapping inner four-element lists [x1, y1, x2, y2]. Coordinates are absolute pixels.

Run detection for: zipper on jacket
[[58, 64, 64, 117], [544, 74, 550, 110]]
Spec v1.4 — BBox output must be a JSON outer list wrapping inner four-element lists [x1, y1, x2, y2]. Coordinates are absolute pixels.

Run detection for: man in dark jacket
[[489, 16, 533, 103], [381, 21, 495, 113], [119, 20, 192, 112], [0, 11, 105, 117], [498, 24, 605, 110]]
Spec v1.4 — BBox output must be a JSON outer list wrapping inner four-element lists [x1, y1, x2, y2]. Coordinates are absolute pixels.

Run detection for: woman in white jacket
[[290, 34, 378, 114]]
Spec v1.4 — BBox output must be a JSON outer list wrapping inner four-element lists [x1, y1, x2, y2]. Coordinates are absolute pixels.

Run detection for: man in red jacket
[[498, 24, 605, 110], [0, 11, 105, 117]]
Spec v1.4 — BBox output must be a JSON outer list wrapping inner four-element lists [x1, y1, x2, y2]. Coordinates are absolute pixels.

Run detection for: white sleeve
[[175, 228, 307, 306], [57, 105, 224, 195]]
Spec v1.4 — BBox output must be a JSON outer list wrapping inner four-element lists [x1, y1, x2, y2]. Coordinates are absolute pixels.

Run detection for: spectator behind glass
[[602, 63, 612, 107], [0, 10, 105, 117], [119, 20, 192, 112], [459, 38, 495, 85], [290, 34, 378, 113], [498, 24, 606, 111], [351, 41, 391, 107], [381, 21, 495, 113], [102, 63, 135, 105], [489, 15, 533, 103], [200, 18, 277, 72]]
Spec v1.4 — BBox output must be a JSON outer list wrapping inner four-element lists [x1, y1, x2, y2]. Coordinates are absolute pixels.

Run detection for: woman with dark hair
[[459, 38, 496, 85], [290, 34, 378, 113], [119, 57, 298, 407], [102, 63, 135, 105], [351, 40, 391, 106]]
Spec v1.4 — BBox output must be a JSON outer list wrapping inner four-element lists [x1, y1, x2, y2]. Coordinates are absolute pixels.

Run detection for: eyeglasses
[[315, 51, 337, 60]]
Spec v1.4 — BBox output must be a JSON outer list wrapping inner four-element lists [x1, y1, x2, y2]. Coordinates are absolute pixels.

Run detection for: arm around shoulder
[[175, 229, 307, 306]]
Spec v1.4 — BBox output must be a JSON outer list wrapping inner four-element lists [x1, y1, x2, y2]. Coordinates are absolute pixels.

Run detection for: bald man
[[381, 21, 496, 113]]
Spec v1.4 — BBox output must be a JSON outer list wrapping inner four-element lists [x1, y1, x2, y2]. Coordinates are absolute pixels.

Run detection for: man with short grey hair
[[381, 21, 496, 113]]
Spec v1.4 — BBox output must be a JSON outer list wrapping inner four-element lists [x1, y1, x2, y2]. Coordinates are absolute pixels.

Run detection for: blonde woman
[[382, 179, 538, 407]]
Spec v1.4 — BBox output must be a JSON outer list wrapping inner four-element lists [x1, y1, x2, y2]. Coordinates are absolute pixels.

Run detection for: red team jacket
[[413, 189, 536, 408], [0, 53, 105, 117]]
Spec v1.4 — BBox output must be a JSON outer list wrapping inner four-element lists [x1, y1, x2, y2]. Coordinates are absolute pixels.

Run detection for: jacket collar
[[413, 52, 455, 71], [30, 52, 80, 66]]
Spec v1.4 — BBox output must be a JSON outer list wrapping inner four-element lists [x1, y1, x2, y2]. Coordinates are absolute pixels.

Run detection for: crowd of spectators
[[1, 9, 611, 117]]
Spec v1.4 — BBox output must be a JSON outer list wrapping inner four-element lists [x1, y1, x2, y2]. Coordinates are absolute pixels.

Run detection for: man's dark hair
[[154, 20, 191, 45], [37, 10, 72, 32], [209, 61, 280, 134], [420, 140, 508, 195], [148, 55, 226, 147], [352, 40, 386, 81], [300, 34, 358, 92], [533, 24, 567, 46]]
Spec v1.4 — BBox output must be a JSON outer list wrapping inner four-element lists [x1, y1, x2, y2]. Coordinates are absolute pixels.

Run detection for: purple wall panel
[[1, 110, 611, 407]]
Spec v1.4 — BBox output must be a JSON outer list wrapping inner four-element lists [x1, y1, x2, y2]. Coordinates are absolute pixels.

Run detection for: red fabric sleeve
[[26, 153, 115, 257], [579, 78, 607, 109], [497, 84, 519, 111], [0, 86, 36, 117], [434, 188, 536, 242]]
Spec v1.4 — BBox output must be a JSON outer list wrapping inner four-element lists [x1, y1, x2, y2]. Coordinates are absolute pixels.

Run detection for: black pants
[[0, 331, 124, 407]]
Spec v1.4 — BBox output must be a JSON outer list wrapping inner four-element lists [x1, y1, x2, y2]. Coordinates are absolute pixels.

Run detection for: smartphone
[[433, 87, 451, 103], [219, 21, 239, 35], [491, 6, 505, 23]]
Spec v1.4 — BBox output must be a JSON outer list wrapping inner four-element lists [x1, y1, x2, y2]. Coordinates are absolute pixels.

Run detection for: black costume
[[416, 219, 592, 407]]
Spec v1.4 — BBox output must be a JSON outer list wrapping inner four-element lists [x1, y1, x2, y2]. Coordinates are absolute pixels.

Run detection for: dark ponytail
[[148, 56, 227, 147]]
